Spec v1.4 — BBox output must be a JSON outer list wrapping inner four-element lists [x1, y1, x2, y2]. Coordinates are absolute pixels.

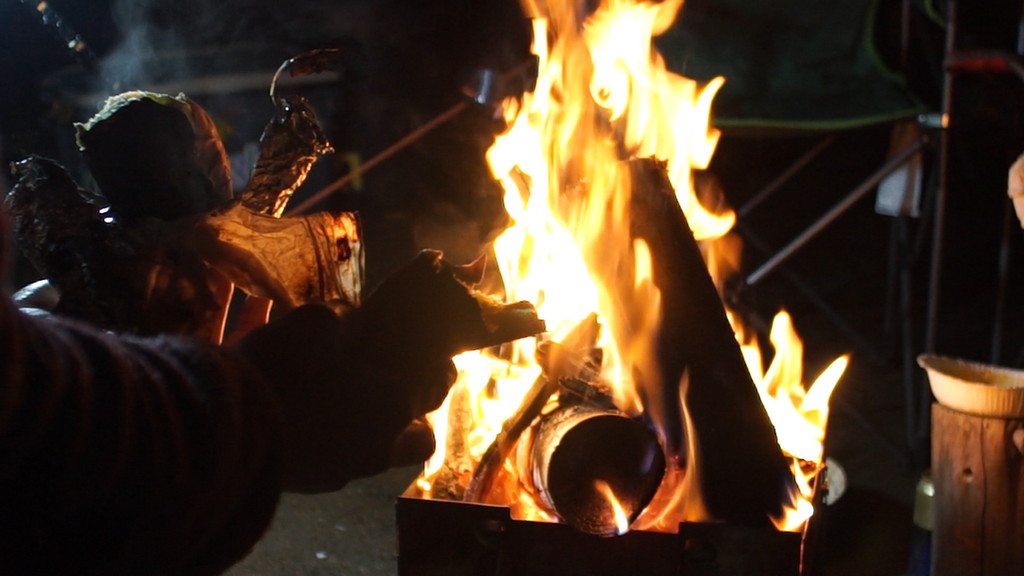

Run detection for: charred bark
[[628, 157, 792, 526]]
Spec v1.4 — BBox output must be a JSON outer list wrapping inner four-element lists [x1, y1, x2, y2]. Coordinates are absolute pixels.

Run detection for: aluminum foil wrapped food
[[195, 202, 362, 309], [239, 95, 333, 218], [5, 156, 142, 328], [6, 89, 356, 340], [75, 91, 233, 222], [7, 59, 543, 353], [6, 154, 236, 337], [240, 48, 342, 217]]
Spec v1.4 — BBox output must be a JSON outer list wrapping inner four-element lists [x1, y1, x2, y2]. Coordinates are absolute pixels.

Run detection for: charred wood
[[519, 404, 665, 536], [463, 372, 558, 505], [427, 383, 474, 501], [464, 314, 599, 504], [628, 157, 792, 526]]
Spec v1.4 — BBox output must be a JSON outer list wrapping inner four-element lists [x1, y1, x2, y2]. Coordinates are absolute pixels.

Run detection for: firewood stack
[[441, 158, 794, 533]]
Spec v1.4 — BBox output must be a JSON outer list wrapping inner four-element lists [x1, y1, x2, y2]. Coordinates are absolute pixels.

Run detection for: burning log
[[425, 383, 475, 501], [463, 372, 559, 505], [519, 403, 665, 536], [464, 313, 664, 536], [627, 157, 793, 526], [462, 315, 595, 503]]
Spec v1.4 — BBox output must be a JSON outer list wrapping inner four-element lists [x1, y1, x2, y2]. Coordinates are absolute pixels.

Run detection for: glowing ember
[[417, 0, 844, 534]]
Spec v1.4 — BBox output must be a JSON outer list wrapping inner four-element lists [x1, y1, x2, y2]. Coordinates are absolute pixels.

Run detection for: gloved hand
[[235, 250, 543, 493], [234, 301, 456, 493]]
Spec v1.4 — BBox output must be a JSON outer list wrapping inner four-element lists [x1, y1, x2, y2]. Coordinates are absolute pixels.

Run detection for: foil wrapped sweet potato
[[7, 54, 544, 354], [6, 89, 353, 338], [75, 91, 232, 222]]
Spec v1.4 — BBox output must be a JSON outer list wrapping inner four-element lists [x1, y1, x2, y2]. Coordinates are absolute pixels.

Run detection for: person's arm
[[0, 294, 284, 576], [0, 209, 457, 576], [234, 301, 454, 493], [0, 206, 518, 574]]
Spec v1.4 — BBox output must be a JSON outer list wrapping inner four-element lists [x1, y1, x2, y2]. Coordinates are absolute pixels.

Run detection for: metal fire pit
[[396, 494, 801, 576]]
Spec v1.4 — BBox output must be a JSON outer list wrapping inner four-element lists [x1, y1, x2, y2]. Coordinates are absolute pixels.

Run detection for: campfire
[[399, 0, 846, 570], [5, 0, 849, 572]]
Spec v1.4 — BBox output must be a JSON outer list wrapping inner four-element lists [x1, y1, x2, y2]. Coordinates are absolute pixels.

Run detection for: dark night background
[[2, 1, 1024, 575]]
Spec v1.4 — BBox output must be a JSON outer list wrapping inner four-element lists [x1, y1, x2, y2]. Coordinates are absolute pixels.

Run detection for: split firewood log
[[627, 157, 793, 526], [464, 313, 599, 504]]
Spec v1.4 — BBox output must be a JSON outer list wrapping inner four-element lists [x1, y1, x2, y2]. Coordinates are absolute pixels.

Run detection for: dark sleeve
[[0, 295, 284, 576]]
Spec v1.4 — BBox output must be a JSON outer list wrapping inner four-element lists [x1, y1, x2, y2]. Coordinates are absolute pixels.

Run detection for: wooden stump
[[931, 403, 1024, 575]]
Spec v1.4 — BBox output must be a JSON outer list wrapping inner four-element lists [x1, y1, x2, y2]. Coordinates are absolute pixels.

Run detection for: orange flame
[[739, 312, 847, 530], [594, 480, 632, 535], [417, 0, 843, 534], [632, 369, 710, 531]]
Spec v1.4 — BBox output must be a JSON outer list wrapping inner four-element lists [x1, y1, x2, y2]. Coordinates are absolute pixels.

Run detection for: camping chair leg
[[991, 197, 1016, 364], [736, 136, 835, 219], [744, 138, 925, 287], [734, 223, 887, 363], [924, 1, 957, 355]]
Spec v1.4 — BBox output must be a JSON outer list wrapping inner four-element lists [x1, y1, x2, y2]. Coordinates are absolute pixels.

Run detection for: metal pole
[[745, 138, 923, 287], [924, 0, 956, 354], [736, 136, 835, 219], [286, 101, 468, 215], [991, 198, 1013, 364], [737, 223, 886, 363]]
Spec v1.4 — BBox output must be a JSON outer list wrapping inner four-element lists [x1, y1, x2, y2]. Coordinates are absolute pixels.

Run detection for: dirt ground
[[227, 467, 419, 576]]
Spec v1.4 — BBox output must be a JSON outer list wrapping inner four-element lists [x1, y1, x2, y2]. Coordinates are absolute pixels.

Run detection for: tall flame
[[739, 312, 847, 530], [418, 0, 843, 533]]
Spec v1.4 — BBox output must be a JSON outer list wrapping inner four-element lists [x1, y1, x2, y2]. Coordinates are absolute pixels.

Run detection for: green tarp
[[656, 0, 926, 129]]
